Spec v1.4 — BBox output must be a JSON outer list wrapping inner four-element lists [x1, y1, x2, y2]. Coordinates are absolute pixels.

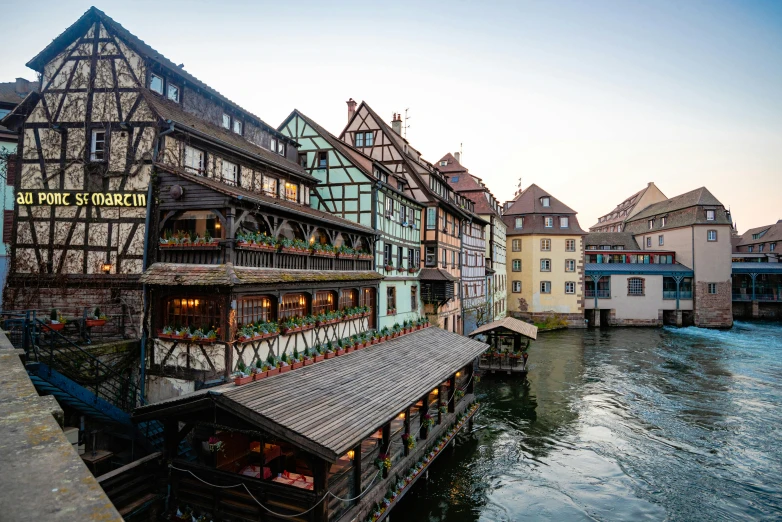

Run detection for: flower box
[[281, 247, 308, 255], [344, 346, 354, 354], [384, 265, 394, 272], [236, 241, 277, 252], [315, 354, 325, 363], [311, 251, 336, 258], [45, 322, 65, 331], [387, 309, 397, 315], [335, 348, 345, 356], [86, 319, 107, 327], [371, 339, 378, 345], [267, 368, 280, 377], [279, 365, 291, 374], [303, 357, 313, 366], [338, 253, 359, 259], [358, 254, 373, 260], [324, 352, 335, 360], [253, 371, 268, 380], [234, 375, 253, 386], [292, 361, 304, 370], [408, 267, 417, 273]]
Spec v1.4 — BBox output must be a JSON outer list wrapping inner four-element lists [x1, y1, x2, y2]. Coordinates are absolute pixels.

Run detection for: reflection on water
[[393, 322, 782, 521]]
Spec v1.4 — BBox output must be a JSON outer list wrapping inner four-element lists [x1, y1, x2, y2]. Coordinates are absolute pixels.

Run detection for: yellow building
[[503, 184, 586, 326]]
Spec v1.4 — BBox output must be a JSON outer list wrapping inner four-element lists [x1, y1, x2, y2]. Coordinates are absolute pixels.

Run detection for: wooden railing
[[97, 452, 165, 519]]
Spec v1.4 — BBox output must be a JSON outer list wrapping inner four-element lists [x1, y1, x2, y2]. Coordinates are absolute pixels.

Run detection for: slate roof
[[26, 7, 288, 140], [628, 187, 727, 222], [503, 213, 587, 236], [437, 153, 503, 218], [155, 163, 374, 233], [589, 183, 661, 230], [143, 93, 310, 181], [134, 327, 488, 462], [734, 220, 782, 248], [584, 232, 640, 250], [139, 263, 383, 286], [584, 263, 694, 275], [468, 317, 538, 340], [503, 183, 577, 216], [418, 268, 457, 282]]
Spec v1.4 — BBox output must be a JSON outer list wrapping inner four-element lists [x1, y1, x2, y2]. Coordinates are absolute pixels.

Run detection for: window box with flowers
[[235, 231, 279, 252], [279, 238, 310, 254], [236, 321, 279, 343], [45, 309, 67, 331], [408, 265, 418, 273], [233, 361, 253, 385], [357, 251, 374, 261], [159, 230, 220, 249], [85, 306, 108, 327], [336, 245, 359, 259], [310, 242, 337, 257]]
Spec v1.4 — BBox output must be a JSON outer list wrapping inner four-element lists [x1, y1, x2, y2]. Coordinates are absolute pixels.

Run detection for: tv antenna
[[403, 108, 411, 139]]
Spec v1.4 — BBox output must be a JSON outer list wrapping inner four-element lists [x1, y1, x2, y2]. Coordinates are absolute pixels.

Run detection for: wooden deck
[[477, 356, 528, 378]]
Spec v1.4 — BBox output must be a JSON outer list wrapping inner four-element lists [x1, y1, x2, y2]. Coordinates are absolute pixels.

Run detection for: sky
[[3, 0, 781, 232]]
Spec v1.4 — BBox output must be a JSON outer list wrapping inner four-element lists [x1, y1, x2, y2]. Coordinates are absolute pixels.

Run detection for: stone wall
[[694, 280, 733, 328], [510, 311, 587, 328]]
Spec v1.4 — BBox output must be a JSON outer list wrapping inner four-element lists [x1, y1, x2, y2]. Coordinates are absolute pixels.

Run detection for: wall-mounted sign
[[16, 191, 147, 207]]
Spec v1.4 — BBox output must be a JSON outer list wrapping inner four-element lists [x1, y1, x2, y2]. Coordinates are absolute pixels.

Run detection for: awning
[[139, 262, 383, 286], [468, 317, 538, 340], [133, 327, 488, 462], [418, 268, 457, 282]]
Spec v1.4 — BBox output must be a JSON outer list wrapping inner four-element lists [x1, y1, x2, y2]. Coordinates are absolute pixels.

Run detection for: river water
[[393, 322, 782, 521]]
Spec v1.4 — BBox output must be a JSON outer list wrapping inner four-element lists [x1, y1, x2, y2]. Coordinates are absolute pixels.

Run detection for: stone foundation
[[510, 311, 587, 329], [694, 281, 733, 328]]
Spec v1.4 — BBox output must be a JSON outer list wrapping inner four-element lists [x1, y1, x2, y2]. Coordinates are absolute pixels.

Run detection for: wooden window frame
[[236, 296, 275, 326], [512, 259, 521, 272], [163, 296, 223, 336], [313, 291, 337, 315], [221, 160, 238, 186], [279, 293, 308, 320], [184, 145, 205, 175], [512, 239, 521, 252], [540, 239, 551, 251], [338, 289, 358, 310], [386, 286, 396, 312]]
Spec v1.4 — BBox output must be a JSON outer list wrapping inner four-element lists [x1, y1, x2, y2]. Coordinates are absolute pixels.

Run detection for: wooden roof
[[139, 263, 383, 286], [133, 327, 487, 462], [468, 317, 538, 340]]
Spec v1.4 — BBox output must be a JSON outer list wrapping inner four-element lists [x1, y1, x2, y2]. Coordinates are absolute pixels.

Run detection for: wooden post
[[352, 443, 362, 502], [467, 360, 475, 394], [382, 423, 391, 478], [420, 393, 429, 439], [448, 374, 456, 413], [314, 457, 329, 521], [163, 420, 178, 460], [403, 406, 411, 456]]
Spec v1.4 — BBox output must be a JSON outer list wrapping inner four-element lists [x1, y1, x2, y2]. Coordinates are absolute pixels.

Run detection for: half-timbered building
[[340, 101, 481, 334], [278, 109, 423, 331], [1, 7, 383, 402]]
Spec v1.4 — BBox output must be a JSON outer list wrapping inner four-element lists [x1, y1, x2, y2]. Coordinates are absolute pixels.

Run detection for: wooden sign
[[16, 191, 147, 207]]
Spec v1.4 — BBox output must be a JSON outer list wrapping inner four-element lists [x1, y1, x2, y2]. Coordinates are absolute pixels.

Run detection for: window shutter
[[5, 154, 16, 186], [3, 210, 14, 244]]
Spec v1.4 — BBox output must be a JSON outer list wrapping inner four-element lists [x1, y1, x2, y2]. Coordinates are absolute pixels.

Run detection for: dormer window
[[560, 216, 569, 228], [661, 216, 667, 227], [277, 140, 285, 156], [233, 120, 243, 135], [706, 209, 715, 221], [167, 83, 180, 102], [544, 217, 554, 228], [515, 217, 523, 229], [150, 73, 164, 95], [270, 138, 277, 152], [541, 197, 550, 207], [439, 160, 448, 167], [648, 219, 655, 230], [222, 114, 231, 129]]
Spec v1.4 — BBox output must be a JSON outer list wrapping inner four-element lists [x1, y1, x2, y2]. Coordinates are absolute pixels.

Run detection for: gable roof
[[590, 184, 652, 230], [629, 187, 725, 222], [0, 80, 35, 106], [27, 7, 288, 141], [503, 183, 577, 215], [468, 317, 538, 340], [143, 92, 311, 181], [584, 232, 640, 250], [436, 152, 468, 174], [735, 220, 782, 248], [437, 153, 502, 218], [154, 163, 375, 234]]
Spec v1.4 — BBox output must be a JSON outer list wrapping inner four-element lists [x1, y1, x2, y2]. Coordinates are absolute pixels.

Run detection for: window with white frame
[[515, 217, 523, 229], [706, 210, 715, 221], [628, 277, 644, 296], [284, 182, 298, 202], [149, 73, 163, 94], [512, 239, 521, 252], [565, 259, 576, 272], [541, 197, 550, 207], [262, 176, 278, 198], [540, 259, 551, 272], [659, 235, 664, 246], [648, 219, 655, 230], [565, 281, 575, 294], [426, 208, 436, 229], [90, 129, 106, 162], [560, 216, 569, 228], [661, 216, 667, 227], [364, 132, 373, 146], [544, 217, 554, 228], [221, 160, 238, 186], [270, 137, 277, 153], [277, 140, 285, 156], [222, 113, 231, 129], [167, 83, 179, 102], [540, 281, 551, 293], [385, 196, 394, 218], [425, 246, 436, 267], [512, 259, 521, 272], [233, 119, 242, 135], [541, 239, 551, 251], [707, 230, 717, 242], [512, 281, 521, 293], [184, 145, 204, 174], [708, 283, 717, 294], [566, 239, 575, 252]]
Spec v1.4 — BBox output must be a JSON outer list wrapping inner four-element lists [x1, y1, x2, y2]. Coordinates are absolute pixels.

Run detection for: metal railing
[[585, 289, 611, 298]]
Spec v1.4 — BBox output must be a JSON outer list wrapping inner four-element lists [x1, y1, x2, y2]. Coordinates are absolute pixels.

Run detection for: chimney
[[346, 98, 357, 122], [391, 113, 402, 135], [15, 78, 31, 95], [454, 152, 461, 164]]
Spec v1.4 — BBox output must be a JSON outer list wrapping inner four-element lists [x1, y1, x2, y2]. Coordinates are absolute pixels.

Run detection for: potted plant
[[391, 323, 402, 338], [455, 390, 465, 401], [384, 260, 394, 272], [313, 345, 325, 363], [266, 353, 280, 376], [279, 352, 291, 373], [334, 339, 346, 356], [408, 265, 417, 273], [302, 347, 314, 366], [86, 307, 108, 327], [45, 309, 66, 331], [344, 337, 355, 354], [233, 361, 253, 385], [253, 359, 269, 380], [380, 326, 390, 341], [291, 348, 304, 370], [375, 453, 392, 478], [324, 341, 335, 359], [403, 433, 416, 451]]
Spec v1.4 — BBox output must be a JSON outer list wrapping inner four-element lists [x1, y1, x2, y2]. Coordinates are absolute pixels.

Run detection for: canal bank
[[393, 322, 782, 521]]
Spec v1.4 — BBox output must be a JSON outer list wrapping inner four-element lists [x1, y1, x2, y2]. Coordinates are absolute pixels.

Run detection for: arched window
[[312, 291, 336, 315], [236, 296, 275, 326], [279, 293, 307, 319], [339, 289, 358, 309]]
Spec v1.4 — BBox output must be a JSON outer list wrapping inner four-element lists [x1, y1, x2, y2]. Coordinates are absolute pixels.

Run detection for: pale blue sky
[[3, 0, 781, 230]]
